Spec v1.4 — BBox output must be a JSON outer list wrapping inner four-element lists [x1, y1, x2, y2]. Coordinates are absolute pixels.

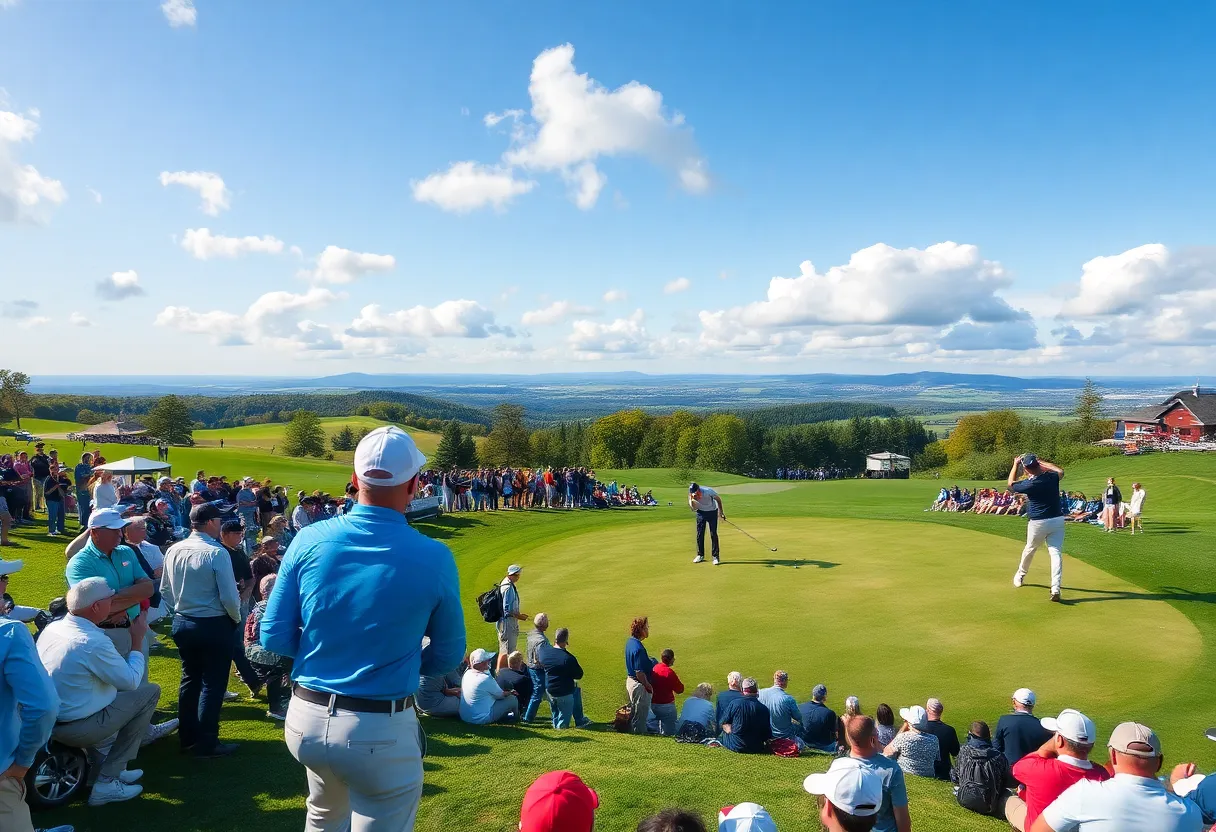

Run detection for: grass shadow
[[720, 559, 839, 569], [411, 514, 486, 540], [1024, 583, 1216, 607]]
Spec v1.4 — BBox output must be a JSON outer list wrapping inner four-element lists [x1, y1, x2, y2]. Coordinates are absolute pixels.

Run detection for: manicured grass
[[6, 448, 1215, 831], [193, 416, 448, 458], [0, 418, 88, 437]]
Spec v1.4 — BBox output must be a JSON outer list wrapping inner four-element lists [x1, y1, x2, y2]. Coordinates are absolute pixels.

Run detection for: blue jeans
[[76, 489, 91, 529], [524, 667, 547, 722], [647, 702, 678, 735], [46, 500, 65, 534], [171, 614, 235, 752], [551, 694, 575, 728]]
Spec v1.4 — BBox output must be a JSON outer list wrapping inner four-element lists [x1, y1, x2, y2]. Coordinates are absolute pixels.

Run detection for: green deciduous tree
[[282, 411, 327, 458], [143, 394, 195, 445], [0, 370, 32, 429], [695, 414, 751, 472], [589, 409, 652, 468]]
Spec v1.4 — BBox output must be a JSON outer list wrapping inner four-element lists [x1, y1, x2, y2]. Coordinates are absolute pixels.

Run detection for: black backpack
[[955, 743, 1008, 816], [477, 583, 505, 623]]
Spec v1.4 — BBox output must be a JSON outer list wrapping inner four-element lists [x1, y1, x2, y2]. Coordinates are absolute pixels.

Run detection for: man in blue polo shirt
[[262, 426, 465, 832], [1008, 453, 1067, 603]]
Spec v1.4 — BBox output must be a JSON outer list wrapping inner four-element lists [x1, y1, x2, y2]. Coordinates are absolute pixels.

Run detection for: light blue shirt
[[1043, 773, 1203, 832], [757, 684, 802, 740], [852, 752, 909, 832], [0, 619, 59, 770], [260, 504, 466, 700]]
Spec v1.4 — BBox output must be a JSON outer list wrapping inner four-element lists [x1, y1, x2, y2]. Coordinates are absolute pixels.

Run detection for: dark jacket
[[799, 700, 837, 746], [716, 689, 743, 726], [994, 711, 1053, 767], [496, 667, 532, 706], [539, 643, 583, 697], [924, 719, 961, 780], [720, 695, 772, 753], [951, 736, 1012, 815]]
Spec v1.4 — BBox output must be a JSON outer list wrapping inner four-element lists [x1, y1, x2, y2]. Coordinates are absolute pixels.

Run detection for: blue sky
[[3, 1, 1215, 375]]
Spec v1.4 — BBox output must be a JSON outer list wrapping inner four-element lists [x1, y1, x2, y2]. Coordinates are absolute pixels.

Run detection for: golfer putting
[[1008, 453, 1066, 603], [689, 482, 724, 565]]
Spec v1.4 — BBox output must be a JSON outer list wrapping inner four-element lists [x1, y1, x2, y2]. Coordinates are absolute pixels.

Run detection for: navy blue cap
[[1021, 453, 1038, 467], [689, 482, 700, 493]]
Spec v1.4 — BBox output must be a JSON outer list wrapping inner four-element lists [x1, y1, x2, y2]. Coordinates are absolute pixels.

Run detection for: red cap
[[519, 771, 598, 832]]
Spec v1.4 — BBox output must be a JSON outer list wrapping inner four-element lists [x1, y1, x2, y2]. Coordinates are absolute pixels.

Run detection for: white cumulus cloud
[[568, 309, 653, 357], [563, 162, 607, 211], [159, 170, 229, 215], [348, 300, 513, 339], [303, 245, 396, 285], [411, 161, 535, 213], [180, 228, 285, 260], [664, 277, 692, 294], [603, 289, 628, 303], [161, 0, 196, 27], [0, 105, 67, 223], [69, 312, 91, 327], [96, 270, 145, 301], [155, 287, 343, 350], [521, 300, 598, 326]]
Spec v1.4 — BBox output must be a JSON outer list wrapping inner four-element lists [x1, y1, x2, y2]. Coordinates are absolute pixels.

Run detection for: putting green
[[516, 518, 1199, 721]]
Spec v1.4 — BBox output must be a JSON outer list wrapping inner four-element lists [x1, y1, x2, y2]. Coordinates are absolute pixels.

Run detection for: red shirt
[[1012, 754, 1110, 829], [650, 663, 684, 705]]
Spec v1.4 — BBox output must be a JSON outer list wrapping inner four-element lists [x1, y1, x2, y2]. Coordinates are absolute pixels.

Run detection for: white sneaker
[[119, 769, 143, 784], [692, 555, 704, 563], [1013, 573, 1024, 588], [88, 779, 143, 805], [712, 557, 720, 566], [223, 691, 240, 702], [141, 718, 179, 747]]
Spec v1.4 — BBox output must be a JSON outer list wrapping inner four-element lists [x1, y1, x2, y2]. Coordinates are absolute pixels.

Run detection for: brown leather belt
[[293, 684, 414, 714]]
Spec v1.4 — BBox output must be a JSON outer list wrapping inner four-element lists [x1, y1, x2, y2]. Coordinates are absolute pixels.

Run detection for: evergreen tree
[[433, 421, 464, 469], [282, 411, 327, 458], [458, 434, 479, 467], [331, 425, 357, 452], [1074, 378, 1109, 443], [143, 394, 194, 445]]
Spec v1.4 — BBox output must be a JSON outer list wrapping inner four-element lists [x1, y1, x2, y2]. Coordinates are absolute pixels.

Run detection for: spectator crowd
[[775, 466, 851, 481], [418, 466, 657, 513], [928, 477, 1148, 535]]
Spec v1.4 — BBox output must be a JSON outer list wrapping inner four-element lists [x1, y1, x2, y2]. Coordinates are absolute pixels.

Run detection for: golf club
[[723, 517, 778, 552]]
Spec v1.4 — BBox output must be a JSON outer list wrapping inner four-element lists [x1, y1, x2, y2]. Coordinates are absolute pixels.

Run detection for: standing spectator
[[12, 453, 32, 524], [1006, 709, 1109, 831], [951, 720, 1012, 817], [800, 684, 838, 753], [91, 470, 118, 512], [496, 564, 527, 671], [160, 504, 242, 758], [244, 574, 292, 720], [460, 648, 517, 724], [0, 605, 63, 832], [29, 444, 50, 513], [519, 770, 599, 832], [218, 519, 263, 699], [758, 670, 804, 749], [539, 628, 586, 729], [648, 649, 685, 736], [625, 616, 656, 735], [44, 465, 69, 536], [291, 494, 312, 532], [716, 671, 744, 727], [1101, 477, 1123, 533], [0, 458, 28, 528], [844, 716, 912, 832], [524, 613, 551, 723], [719, 677, 772, 754], [236, 478, 258, 553], [260, 426, 465, 831], [923, 697, 960, 781], [74, 453, 94, 529], [995, 688, 1053, 768], [884, 705, 940, 778], [1031, 722, 1202, 831], [804, 756, 885, 832], [876, 704, 898, 749], [1128, 482, 1147, 534]]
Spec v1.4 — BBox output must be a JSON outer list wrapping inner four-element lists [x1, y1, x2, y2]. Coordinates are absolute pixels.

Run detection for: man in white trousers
[[1008, 454, 1066, 603]]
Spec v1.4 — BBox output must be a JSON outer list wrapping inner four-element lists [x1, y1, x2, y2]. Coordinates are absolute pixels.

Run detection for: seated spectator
[[951, 720, 1012, 817], [844, 716, 911, 832], [1168, 727, 1215, 827], [995, 688, 1053, 768], [36, 578, 168, 806], [719, 677, 771, 754], [416, 668, 463, 718], [884, 705, 940, 778], [717, 803, 777, 832], [875, 704, 897, 749], [839, 696, 863, 749], [497, 651, 533, 715], [800, 683, 838, 753], [677, 683, 717, 735], [519, 770, 599, 832], [1031, 722, 1202, 831], [637, 809, 708, 832], [648, 649, 685, 736], [460, 648, 518, 725], [758, 670, 804, 749], [538, 628, 590, 729], [243, 574, 292, 720], [1006, 709, 1108, 831], [804, 756, 884, 832], [716, 671, 744, 726], [924, 697, 960, 781]]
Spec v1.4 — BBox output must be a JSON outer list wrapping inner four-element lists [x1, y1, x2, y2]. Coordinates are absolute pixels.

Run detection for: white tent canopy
[[93, 456, 171, 476], [865, 452, 911, 472]]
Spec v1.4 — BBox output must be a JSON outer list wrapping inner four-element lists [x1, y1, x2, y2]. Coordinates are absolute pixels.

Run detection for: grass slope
[[193, 416, 447, 457], [4, 447, 1213, 832]]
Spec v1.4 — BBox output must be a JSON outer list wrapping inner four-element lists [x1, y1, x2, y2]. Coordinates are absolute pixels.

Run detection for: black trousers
[[171, 614, 235, 751], [696, 510, 720, 559]]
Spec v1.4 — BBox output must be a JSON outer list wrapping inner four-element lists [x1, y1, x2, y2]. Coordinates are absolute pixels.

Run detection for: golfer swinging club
[[1008, 453, 1066, 603], [689, 482, 725, 565]]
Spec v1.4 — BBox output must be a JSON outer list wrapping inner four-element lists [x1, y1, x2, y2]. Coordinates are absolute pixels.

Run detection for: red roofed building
[[1114, 385, 1216, 443]]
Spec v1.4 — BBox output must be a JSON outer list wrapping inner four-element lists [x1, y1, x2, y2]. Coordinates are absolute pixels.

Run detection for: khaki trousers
[[285, 697, 424, 832], [52, 683, 160, 779], [626, 677, 652, 734], [1005, 794, 1027, 831], [0, 776, 34, 832]]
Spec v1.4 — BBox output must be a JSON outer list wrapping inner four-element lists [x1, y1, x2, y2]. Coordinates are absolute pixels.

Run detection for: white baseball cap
[[899, 705, 928, 729], [469, 648, 497, 666], [1013, 688, 1036, 706], [803, 757, 883, 817], [157, 476, 172, 485], [1041, 709, 1096, 744], [0, 559, 24, 577], [718, 802, 777, 832], [353, 426, 427, 487], [87, 508, 131, 530], [507, 564, 523, 576], [66, 576, 115, 610]]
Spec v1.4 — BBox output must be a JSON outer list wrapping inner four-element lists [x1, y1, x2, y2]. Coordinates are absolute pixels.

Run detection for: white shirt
[[678, 696, 716, 731], [292, 505, 312, 531], [36, 614, 145, 722], [92, 482, 118, 509], [1129, 489, 1147, 514], [459, 668, 506, 724], [690, 486, 719, 512], [1042, 773, 1203, 832]]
